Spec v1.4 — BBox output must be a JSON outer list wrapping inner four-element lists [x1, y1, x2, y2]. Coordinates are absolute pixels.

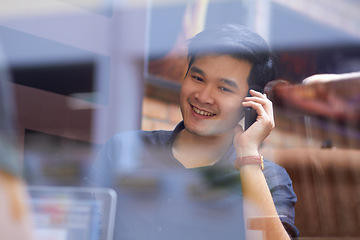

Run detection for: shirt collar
[[168, 121, 185, 148], [167, 121, 236, 168]]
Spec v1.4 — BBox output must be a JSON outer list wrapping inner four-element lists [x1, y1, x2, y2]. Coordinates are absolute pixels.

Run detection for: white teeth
[[193, 106, 214, 116]]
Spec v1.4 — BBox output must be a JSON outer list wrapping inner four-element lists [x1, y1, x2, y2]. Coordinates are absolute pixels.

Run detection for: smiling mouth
[[192, 106, 215, 116]]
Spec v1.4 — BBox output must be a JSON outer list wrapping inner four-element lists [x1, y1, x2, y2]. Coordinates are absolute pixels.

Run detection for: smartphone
[[244, 104, 257, 130], [244, 86, 262, 130]]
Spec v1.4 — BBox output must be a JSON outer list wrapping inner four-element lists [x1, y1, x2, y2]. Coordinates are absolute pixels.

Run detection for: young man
[[89, 24, 299, 240]]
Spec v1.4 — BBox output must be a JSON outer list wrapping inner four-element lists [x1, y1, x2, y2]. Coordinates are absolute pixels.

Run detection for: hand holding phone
[[235, 85, 275, 154], [244, 86, 263, 130]]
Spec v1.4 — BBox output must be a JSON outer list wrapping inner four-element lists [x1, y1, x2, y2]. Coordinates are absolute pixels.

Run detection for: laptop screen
[[28, 186, 116, 240]]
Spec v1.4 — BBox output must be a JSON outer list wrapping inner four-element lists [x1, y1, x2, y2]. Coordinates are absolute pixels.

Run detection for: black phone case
[[244, 107, 257, 130], [244, 87, 261, 130]]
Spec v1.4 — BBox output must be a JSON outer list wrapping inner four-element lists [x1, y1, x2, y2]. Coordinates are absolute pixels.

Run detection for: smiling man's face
[[180, 54, 251, 138]]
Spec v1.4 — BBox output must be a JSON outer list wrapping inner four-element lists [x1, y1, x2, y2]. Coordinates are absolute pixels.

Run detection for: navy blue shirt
[[88, 122, 299, 239]]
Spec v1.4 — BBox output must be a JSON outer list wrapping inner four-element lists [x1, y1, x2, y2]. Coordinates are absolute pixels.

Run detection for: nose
[[194, 85, 215, 105]]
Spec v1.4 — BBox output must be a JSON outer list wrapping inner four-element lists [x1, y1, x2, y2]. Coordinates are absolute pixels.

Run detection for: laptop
[[27, 186, 117, 240]]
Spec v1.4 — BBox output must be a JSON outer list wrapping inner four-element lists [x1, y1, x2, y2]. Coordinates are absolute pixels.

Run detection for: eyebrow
[[189, 66, 204, 75], [220, 78, 239, 89]]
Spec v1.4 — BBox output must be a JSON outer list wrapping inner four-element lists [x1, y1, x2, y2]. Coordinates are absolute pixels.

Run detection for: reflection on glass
[[0, 0, 360, 239]]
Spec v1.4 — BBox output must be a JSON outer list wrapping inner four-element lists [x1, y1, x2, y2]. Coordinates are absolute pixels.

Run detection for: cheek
[[222, 101, 243, 120], [180, 78, 191, 95], [179, 82, 192, 109], [179, 84, 187, 101], [233, 102, 246, 121], [238, 106, 246, 119], [180, 79, 197, 102], [234, 107, 244, 122]]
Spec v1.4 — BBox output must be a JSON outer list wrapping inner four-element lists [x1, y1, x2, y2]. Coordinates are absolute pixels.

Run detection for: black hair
[[187, 24, 276, 91]]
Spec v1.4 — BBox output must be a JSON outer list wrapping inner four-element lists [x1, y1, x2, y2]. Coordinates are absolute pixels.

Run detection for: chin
[[185, 123, 220, 137], [183, 121, 206, 135], [183, 113, 237, 137]]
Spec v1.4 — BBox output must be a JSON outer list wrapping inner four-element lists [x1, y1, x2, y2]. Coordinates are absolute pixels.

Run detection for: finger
[[242, 101, 267, 116], [247, 89, 269, 104], [249, 89, 266, 98], [242, 101, 275, 126], [244, 96, 273, 114], [244, 96, 267, 105]]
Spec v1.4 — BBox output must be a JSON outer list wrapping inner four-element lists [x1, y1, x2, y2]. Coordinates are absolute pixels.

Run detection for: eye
[[192, 75, 204, 82], [219, 86, 233, 93]]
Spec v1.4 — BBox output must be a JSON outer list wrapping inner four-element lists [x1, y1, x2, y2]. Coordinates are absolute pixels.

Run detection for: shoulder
[[263, 159, 293, 189]]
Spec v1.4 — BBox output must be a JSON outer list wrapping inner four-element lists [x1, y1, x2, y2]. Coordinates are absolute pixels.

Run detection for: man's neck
[[172, 129, 234, 168]]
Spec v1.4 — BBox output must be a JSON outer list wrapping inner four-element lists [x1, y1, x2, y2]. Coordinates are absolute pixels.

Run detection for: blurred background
[[1, 0, 360, 239]]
